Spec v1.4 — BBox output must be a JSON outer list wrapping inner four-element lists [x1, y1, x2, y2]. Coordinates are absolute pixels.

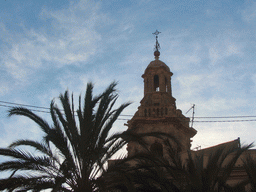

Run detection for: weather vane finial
[[152, 30, 161, 58]]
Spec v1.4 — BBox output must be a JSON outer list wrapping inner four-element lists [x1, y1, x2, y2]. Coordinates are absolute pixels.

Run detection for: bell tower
[[127, 31, 197, 157]]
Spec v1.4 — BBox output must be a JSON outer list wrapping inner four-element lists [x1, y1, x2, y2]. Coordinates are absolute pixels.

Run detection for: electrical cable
[[0, 100, 49, 110], [0, 104, 50, 113], [1, 100, 256, 123]]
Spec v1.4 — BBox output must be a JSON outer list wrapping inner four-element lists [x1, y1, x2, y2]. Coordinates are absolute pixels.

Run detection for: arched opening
[[144, 109, 147, 117], [150, 142, 163, 157], [148, 109, 151, 117], [154, 75, 159, 92]]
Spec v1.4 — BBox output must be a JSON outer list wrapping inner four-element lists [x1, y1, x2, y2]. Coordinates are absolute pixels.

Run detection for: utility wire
[[193, 119, 256, 123], [0, 104, 50, 114], [0, 100, 49, 110], [116, 119, 256, 122], [193, 116, 256, 119], [1, 100, 256, 123]]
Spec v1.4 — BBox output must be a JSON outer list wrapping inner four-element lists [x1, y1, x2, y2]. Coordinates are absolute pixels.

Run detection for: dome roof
[[144, 58, 171, 74]]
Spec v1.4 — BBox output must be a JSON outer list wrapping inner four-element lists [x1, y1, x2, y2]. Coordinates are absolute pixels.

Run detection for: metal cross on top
[[152, 30, 161, 52]]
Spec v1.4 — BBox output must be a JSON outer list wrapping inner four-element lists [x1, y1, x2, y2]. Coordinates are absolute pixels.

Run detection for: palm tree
[[0, 82, 132, 191], [99, 138, 183, 192], [161, 139, 252, 192], [103, 138, 252, 192], [242, 154, 256, 192], [182, 143, 252, 192]]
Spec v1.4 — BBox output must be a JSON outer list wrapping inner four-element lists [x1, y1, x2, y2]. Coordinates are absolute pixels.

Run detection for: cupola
[[126, 31, 197, 157]]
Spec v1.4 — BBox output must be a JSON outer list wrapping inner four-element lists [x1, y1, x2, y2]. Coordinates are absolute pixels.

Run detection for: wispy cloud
[[1, 1, 106, 84], [208, 36, 243, 66], [0, 115, 43, 148], [242, 2, 256, 23], [1, 0, 256, 155]]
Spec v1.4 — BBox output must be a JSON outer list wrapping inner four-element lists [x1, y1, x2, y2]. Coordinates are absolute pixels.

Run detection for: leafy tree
[[0, 82, 132, 192]]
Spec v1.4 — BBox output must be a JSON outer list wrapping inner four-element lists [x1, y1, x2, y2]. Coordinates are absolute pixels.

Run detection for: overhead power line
[[193, 119, 256, 123], [0, 103, 49, 114], [0, 100, 49, 110], [193, 116, 256, 119], [0, 100, 256, 123], [117, 118, 256, 123]]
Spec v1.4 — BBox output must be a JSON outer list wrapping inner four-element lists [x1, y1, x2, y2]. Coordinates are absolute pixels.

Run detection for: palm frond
[[0, 175, 58, 191], [8, 107, 51, 135], [9, 139, 55, 159], [0, 82, 136, 191]]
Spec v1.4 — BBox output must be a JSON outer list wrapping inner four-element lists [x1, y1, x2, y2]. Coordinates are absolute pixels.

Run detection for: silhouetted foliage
[[101, 138, 253, 192], [0, 82, 255, 192], [0, 82, 132, 192], [243, 154, 256, 192]]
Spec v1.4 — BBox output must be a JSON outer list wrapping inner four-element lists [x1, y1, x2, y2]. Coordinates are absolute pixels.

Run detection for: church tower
[[127, 31, 197, 157]]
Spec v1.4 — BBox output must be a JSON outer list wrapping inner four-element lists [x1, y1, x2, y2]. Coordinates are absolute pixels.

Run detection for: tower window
[[144, 109, 147, 117], [154, 75, 159, 91]]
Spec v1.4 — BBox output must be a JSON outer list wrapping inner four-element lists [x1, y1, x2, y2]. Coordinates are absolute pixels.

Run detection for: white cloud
[[192, 121, 255, 149], [175, 70, 222, 99], [1, 0, 256, 161], [209, 46, 220, 65], [0, 116, 43, 148], [249, 74, 256, 95], [242, 2, 256, 23], [226, 43, 240, 55], [5, 62, 28, 81], [0, 83, 10, 96], [197, 97, 248, 114], [208, 36, 243, 65], [163, 41, 202, 71], [205, 9, 217, 17], [1, 0, 105, 84]]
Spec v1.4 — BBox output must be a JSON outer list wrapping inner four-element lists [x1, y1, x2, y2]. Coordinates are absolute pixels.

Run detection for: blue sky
[[1, 0, 256, 156]]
